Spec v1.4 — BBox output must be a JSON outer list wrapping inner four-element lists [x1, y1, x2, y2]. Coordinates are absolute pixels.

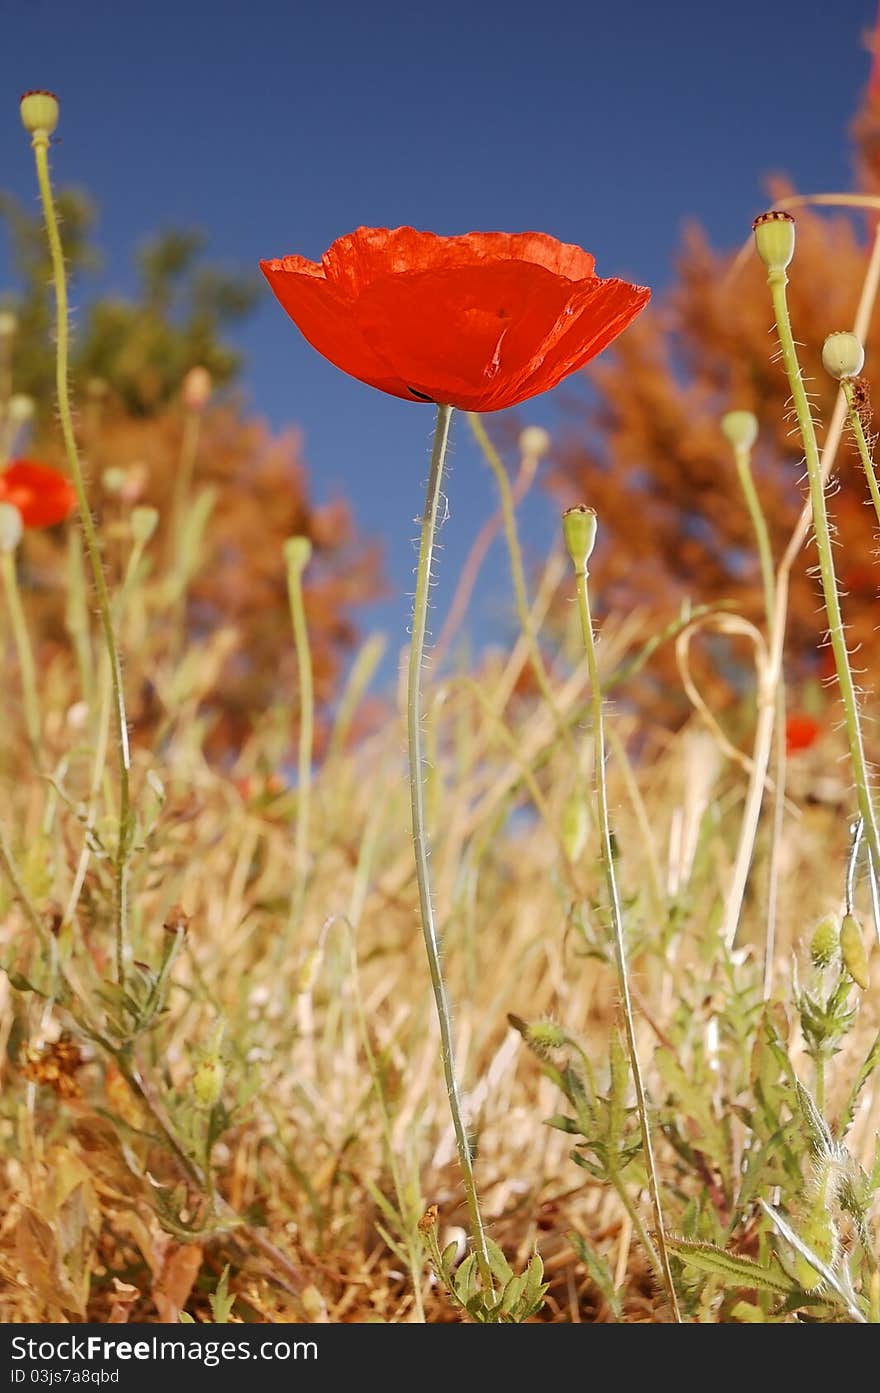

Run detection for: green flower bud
[[20, 90, 59, 138], [526, 1021, 568, 1057], [562, 505, 597, 571], [284, 536, 313, 572], [753, 210, 796, 273], [192, 1057, 225, 1108], [721, 410, 759, 452], [809, 914, 839, 969], [840, 913, 870, 990], [561, 792, 589, 862], [0, 503, 23, 553], [130, 506, 159, 546], [821, 331, 865, 381]]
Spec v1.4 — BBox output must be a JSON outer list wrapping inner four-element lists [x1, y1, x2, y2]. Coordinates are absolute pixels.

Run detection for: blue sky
[[1, 0, 877, 666]]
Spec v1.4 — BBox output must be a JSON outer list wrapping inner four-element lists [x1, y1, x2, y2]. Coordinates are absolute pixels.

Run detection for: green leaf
[[570, 1231, 623, 1319], [484, 1237, 514, 1287], [208, 1264, 235, 1323], [667, 1239, 797, 1296]]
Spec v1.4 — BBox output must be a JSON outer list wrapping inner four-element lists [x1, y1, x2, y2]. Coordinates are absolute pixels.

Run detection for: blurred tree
[[0, 189, 258, 417], [544, 27, 880, 729], [0, 188, 384, 757]]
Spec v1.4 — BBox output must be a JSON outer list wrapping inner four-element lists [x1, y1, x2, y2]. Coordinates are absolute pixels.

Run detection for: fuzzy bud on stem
[[821, 331, 865, 382], [182, 365, 212, 413], [721, 409, 759, 452], [562, 505, 597, 573], [283, 535, 313, 573], [519, 425, 551, 460], [809, 915, 839, 969], [753, 210, 796, 274]]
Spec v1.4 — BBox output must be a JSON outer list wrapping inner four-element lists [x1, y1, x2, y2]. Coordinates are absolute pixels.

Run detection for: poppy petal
[[0, 461, 77, 528]]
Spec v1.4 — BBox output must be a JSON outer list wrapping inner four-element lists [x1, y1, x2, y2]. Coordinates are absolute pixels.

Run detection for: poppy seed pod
[[284, 535, 313, 572], [192, 1057, 225, 1109], [19, 90, 59, 137], [721, 410, 759, 452], [0, 503, 23, 553], [821, 331, 865, 381], [519, 425, 552, 459], [562, 505, 597, 571], [753, 211, 796, 273]]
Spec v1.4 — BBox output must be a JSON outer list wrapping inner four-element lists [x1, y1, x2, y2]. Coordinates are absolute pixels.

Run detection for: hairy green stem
[[843, 378, 880, 528], [766, 270, 880, 882], [572, 561, 681, 1321], [1, 549, 41, 755], [408, 404, 492, 1291], [31, 131, 132, 987]]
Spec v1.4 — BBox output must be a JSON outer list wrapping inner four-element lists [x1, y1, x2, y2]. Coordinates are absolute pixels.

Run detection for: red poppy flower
[[785, 713, 822, 755], [260, 226, 650, 412], [0, 461, 76, 528]]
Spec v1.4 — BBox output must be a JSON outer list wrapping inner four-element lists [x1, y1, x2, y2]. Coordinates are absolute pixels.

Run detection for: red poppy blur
[[785, 713, 823, 755], [260, 226, 650, 412], [0, 461, 76, 528]]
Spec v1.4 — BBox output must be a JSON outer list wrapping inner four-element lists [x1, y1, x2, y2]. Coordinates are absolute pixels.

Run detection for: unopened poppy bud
[[821, 331, 865, 381], [163, 903, 190, 936], [20, 90, 59, 138], [562, 505, 597, 571], [519, 425, 551, 459], [840, 913, 870, 989], [753, 211, 796, 273], [0, 503, 23, 553], [192, 1057, 224, 1108], [809, 915, 839, 969], [182, 366, 212, 413], [0, 311, 18, 339], [561, 791, 589, 862], [284, 536, 313, 572], [7, 394, 34, 425], [130, 506, 159, 546], [721, 410, 759, 452], [101, 467, 127, 496]]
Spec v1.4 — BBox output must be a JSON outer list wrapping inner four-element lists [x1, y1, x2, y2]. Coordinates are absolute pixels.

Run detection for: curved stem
[[408, 403, 491, 1291], [766, 269, 880, 880], [1, 549, 41, 756], [572, 562, 681, 1322], [31, 132, 132, 987]]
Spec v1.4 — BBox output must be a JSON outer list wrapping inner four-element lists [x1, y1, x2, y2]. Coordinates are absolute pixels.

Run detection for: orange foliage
[[548, 180, 880, 725]]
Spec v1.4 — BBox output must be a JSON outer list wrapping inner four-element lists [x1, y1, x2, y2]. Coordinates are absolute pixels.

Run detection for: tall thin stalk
[[408, 403, 491, 1291], [563, 505, 681, 1322], [27, 108, 132, 986]]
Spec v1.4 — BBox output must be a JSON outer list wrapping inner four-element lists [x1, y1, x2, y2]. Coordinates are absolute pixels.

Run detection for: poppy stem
[[29, 129, 132, 988], [842, 377, 880, 532], [765, 269, 880, 888], [407, 402, 493, 1293], [1, 548, 41, 757], [566, 523, 682, 1323]]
